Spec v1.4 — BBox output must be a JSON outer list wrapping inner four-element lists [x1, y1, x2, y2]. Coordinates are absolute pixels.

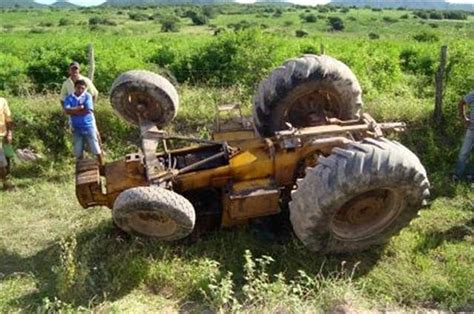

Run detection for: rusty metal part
[[140, 120, 165, 183], [286, 90, 343, 128], [331, 188, 402, 241], [222, 178, 280, 226], [75, 159, 108, 208]]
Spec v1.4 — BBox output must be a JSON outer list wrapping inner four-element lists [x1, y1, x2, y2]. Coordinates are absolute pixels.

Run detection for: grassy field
[[0, 3, 473, 312]]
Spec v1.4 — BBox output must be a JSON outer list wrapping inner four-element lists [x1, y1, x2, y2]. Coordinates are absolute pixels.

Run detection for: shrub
[[400, 14, 409, 19], [128, 12, 149, 21], [58, 18, 72, 26], [273, 9, 283, 17], [302, 13, 317, 23], [368, 32, 380, 40], [29, 27, 47, 34], [160, 16, 180, 32], [203, 6, 217, 18], [413, 31, 439, 42], [328, 16, 344, 31], [399, 49, 435, 76], [88, 16, 116, 26], [295, 29, 309, 38], [39, 21, 54, 27], [443, 11, 467, 20], [429, 11, 443, 20], [191, 14, 209, 26], [382, 16, 398, 23], [414, 11, 429, 19], [284, 20, 293, 27], [183, 29, 288, 87]]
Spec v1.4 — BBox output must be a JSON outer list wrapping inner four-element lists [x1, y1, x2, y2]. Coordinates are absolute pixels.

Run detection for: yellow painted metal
[[221, 178, 280, 227]]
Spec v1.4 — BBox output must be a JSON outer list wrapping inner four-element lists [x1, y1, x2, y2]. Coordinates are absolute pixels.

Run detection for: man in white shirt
[[59, 61, 98, 106]]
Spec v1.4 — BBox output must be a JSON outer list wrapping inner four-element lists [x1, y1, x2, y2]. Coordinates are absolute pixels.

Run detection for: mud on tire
[[110, 70, 179, 127], [113, 186, 195, 241], [289, 138, 430, 254], [253, 54, 363, 137]]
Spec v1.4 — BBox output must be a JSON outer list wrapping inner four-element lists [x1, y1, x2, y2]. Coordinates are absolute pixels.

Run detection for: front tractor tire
[[113, 186, 196, 241], [289, 138, 430, 254]]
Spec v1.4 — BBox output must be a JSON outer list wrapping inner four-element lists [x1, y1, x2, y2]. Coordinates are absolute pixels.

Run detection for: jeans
[[454, 128, 474, 178], [73, 129, 101, 158]]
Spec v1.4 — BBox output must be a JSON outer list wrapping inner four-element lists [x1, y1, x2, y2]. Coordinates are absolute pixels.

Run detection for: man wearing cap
[[60, 61, 98, 106], [0, 96, 14, 190]]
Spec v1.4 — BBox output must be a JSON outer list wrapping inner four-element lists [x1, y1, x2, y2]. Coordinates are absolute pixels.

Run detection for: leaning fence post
[[434, 45, 447, 124], [87, 43, 95, 81]]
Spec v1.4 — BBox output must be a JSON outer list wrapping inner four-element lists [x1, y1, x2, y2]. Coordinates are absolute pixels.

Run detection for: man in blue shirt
[[63, 79, 102, 164], [453, 90, 474, 181]]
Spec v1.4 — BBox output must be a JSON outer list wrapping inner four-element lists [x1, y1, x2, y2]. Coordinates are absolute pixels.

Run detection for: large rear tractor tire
[[253, 54, 363, 137], [113, 186, 195, 241], [110, 70, 179, 127], [289, 138, 430, 254]]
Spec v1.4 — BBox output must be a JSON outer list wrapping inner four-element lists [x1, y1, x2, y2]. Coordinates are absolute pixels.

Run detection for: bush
[[203, 6, 217, 18], [413, 31, 439, 42], [443, 11, 467, 20], [382, 16, 398, 23], [400, 14, 409, 19], [128, 12, 149, 21], [399, 49, 435, 76], [295, 29, 309, 38], [58, 18, 72, 26], [414, 11, 429, 19], [302, 14, 317, 23], [429, 11, 443, 20], [368, 32, 380, 40], [160, 16, 180, 33], [328, 16, 344, 31], [191, 14, 209, 26], [39, 21, 54, 27], [182, 29, 288, 87], [88, 16, 116, 26]]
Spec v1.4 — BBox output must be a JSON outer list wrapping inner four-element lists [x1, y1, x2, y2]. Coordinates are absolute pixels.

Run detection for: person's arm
[[59, 81, 68, 107], [458, 98, 469, 127], [86, 78, 99, 105], [4, 101, 13, 144], [63, 97, 88, 116]]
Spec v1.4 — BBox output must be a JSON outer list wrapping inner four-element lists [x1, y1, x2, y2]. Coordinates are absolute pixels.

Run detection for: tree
[[328, 16, 344, 31]]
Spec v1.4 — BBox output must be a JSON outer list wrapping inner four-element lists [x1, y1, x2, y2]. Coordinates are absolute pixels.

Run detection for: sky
[[34, 0, 474, 7]]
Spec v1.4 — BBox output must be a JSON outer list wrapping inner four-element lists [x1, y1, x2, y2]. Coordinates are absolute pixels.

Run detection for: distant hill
[[330, 0, 474, 11], [50, 0, 78, 8], [102, 0, 235, 5], [0, 0, 46, 8]]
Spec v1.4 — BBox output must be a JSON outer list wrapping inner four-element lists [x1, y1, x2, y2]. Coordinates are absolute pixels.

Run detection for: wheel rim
[[119, 88, 164, 124], [120, 210, 178, 238], [285, 89, 342, 128], [330, 188, 403, 241]]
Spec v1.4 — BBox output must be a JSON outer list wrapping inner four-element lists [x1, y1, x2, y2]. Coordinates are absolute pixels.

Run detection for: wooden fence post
[[87, 43, 95, 81], [434, 45, 447, 124]]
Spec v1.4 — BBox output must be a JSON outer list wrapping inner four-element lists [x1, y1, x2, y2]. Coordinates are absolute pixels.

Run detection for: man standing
[[60, 61, 98, 106], [453, 90, 474, 181], [0, 97, 13, 190], [63, 80, 102, 164]]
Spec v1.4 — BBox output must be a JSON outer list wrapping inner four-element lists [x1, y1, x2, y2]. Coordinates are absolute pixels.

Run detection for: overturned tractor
[[76, 54, 430, 254]]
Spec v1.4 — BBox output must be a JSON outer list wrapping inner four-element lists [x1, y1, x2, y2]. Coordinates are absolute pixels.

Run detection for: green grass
[[0, 161, 473, 312]]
